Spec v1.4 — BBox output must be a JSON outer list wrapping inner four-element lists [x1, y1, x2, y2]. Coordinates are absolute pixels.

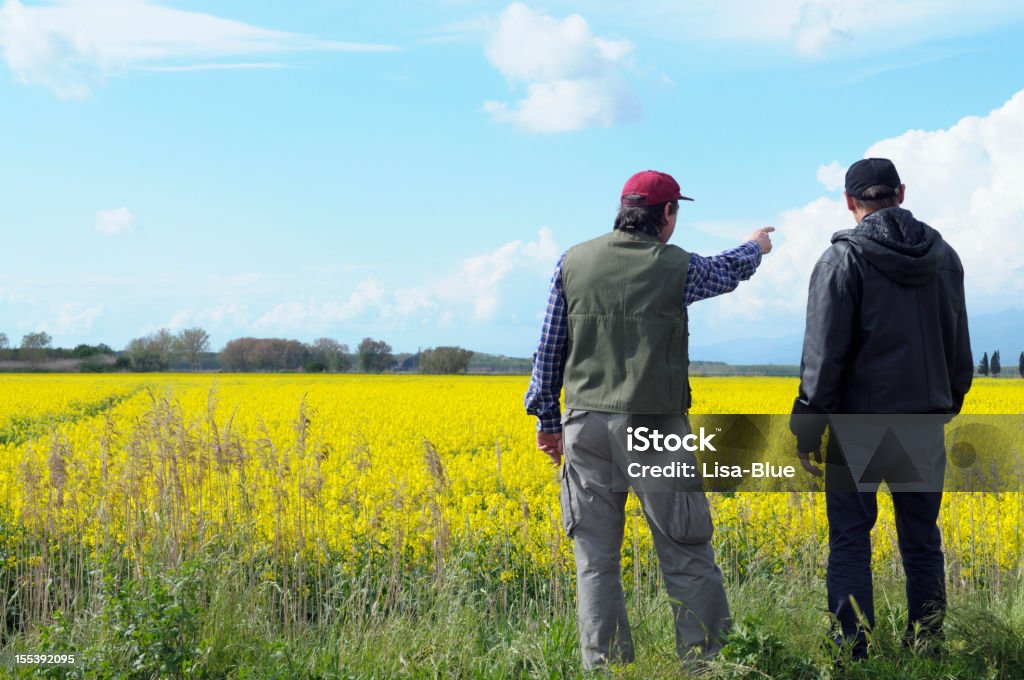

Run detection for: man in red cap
[[525, 170, 774, 670]]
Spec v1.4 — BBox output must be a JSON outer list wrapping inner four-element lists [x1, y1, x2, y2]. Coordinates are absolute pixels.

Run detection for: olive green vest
[[561, 229, 691, 414]]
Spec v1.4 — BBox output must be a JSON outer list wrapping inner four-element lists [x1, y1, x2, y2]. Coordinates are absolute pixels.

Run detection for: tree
[[125, 328, 178, 371], [357, 338, 393, 373], [218, 337, 310, 371], [218, 338, 251, 371], [310, 338, 351, 372], [977, 351, 989, 377], [21, 331, 53, 368], [420, 346, 474, 374], [0, 332, 8, 350], [1019, 351, 1024, 378], [175, 327, 211, 371], [991, 350, 1001, 377], [71, 343, 113, 358]]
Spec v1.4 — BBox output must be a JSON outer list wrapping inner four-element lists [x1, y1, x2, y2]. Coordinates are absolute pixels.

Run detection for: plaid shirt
[[524, 239, 762, 433]]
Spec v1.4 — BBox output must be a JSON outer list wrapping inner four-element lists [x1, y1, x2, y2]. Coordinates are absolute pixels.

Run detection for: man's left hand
[[797, 448, 823, 477], [537, 431, 563, 466]]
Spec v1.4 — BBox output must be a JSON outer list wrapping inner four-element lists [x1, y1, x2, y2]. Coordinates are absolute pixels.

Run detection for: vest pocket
[[668, 491, 714, 544], [666, 326, 686, 410], [559, 463, 581, 538]]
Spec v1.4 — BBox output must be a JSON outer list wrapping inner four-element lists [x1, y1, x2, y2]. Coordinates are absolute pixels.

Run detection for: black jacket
[[790, 207, 973, 452]]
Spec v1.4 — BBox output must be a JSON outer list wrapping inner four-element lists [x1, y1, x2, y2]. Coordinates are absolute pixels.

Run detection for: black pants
[[824, 438, 946, 657]]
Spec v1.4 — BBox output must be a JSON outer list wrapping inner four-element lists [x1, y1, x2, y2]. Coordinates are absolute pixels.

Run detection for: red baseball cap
[[621, 170, 694, 206]]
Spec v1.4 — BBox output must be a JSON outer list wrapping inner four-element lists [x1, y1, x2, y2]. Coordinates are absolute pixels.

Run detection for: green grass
[[3, 544, 1021, 679]]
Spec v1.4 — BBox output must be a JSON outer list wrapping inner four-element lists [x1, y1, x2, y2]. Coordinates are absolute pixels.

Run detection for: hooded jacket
[[790, 207, 973, 452]]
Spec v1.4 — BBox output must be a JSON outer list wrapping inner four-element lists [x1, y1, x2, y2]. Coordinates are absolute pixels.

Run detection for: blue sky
[[2, 0, 1024, 360]]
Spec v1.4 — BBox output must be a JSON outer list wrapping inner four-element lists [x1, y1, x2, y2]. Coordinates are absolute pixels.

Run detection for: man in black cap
[[790, 158, 973, 659]]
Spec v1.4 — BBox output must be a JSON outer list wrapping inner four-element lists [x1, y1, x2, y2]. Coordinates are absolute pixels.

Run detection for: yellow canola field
[[1, 375, 1021, 583], [0, 374, 149, 439]]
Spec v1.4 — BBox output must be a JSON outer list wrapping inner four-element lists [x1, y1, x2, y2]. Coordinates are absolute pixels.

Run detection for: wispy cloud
[[417, 15, 494, 45], [166, 303, 251, 331], [588, 1, 1024, 60], [253, 279, 387, 330], [94, 206, 134, 236], [53, 302, 104, 334], [0, 0, 398, 98], [791, 2, 851, 57], [137, 62, 286, 73], [483, 3, 639, 134], [248, 227, 561, 334]]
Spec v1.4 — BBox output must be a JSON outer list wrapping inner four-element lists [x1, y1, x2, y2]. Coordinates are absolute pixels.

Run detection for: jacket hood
[[832, 207, 945, 286]]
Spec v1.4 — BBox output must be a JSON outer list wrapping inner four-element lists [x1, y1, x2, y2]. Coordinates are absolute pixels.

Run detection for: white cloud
[[248, 228, 561, 333], [158, 304, 250, 335], [195, 303, 249, 325], [816, 160, 845, 191], [595, 1, 1024, 59], [321, 279, 387, 321], [483, 3, 639, 133], [435, 225, 560, 318], [0, 0, 397, 98], [52, 302, 104, 334], [166, 309, 193, 330], [94, 206, 134, 235], [709, 86, 1024, 332], [252, 279, 387, 330], [791, 3, 851, 57], [863, 91, 1024, 301], [253, 301, 309, 330]]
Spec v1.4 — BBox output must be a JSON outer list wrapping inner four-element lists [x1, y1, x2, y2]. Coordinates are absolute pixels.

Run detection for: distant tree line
[[0, 328, 485, 374], [976, 350, 1024, 378], [6, 325, 1024, 378], [0, 331, 116, 371]]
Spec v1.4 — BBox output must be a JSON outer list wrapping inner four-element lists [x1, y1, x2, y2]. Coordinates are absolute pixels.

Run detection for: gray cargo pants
[[560, 409, 731, 669]]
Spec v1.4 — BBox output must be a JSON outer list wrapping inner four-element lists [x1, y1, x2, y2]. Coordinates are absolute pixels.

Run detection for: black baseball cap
[[845, 158, 901, 199]]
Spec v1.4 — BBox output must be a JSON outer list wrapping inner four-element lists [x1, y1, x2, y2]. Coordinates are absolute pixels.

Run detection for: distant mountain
[[690, 308, 1024, 366], [690, 333, 803, 365], [968, 308, 1024, 363]]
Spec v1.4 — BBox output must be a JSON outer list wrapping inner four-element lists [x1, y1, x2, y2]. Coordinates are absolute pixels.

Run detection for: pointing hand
[[746, 226, 775, 254]]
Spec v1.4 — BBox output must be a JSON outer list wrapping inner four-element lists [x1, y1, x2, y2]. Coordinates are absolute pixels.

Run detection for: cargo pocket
[[559, 463, 581, 538], [561, 408, 588, 427], [668, 491, 714, 544]]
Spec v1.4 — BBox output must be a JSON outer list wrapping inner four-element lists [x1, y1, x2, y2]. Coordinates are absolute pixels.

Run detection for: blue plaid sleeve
[[685, 240, 762, 305], [524, 253, 568, 433]]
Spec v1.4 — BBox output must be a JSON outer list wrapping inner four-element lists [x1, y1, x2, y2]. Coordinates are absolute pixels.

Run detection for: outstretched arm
[[685, 227, 773, 305]]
